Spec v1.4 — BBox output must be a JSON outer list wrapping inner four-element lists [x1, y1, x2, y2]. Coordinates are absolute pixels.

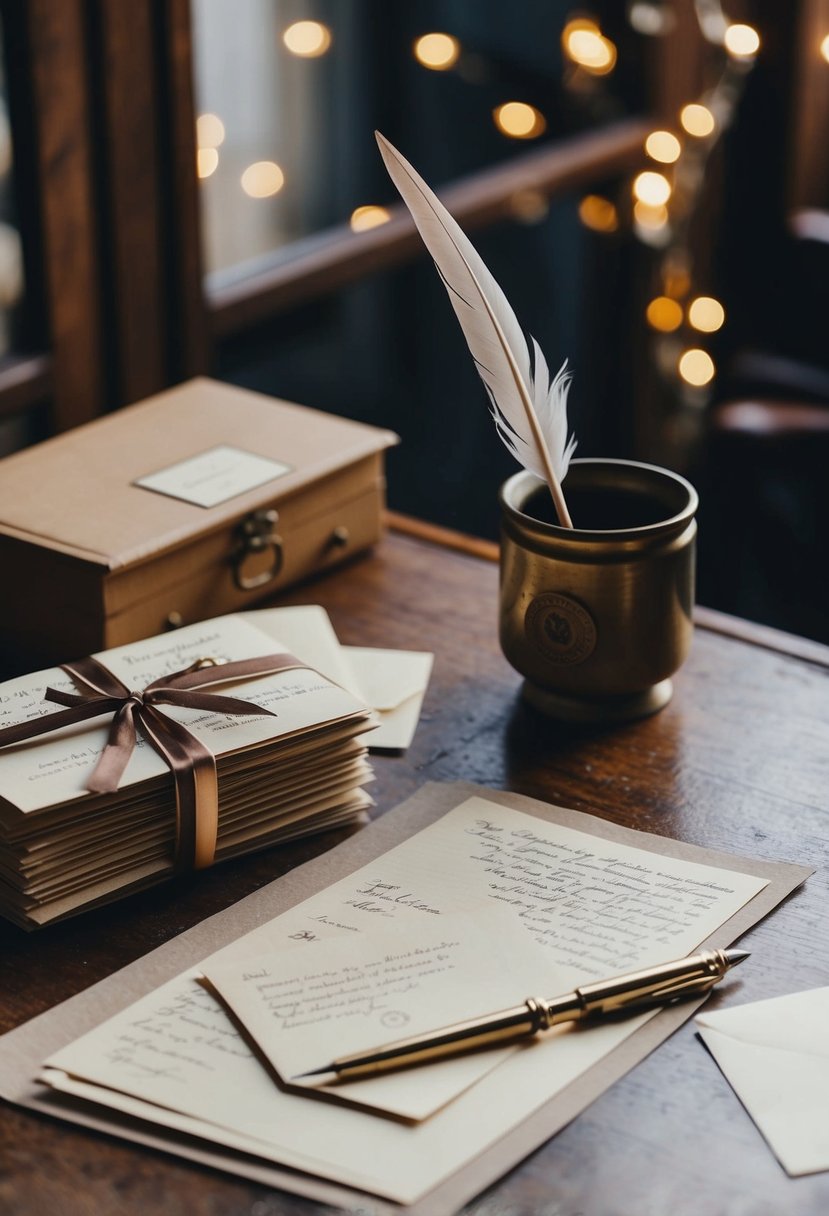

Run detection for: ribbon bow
[[0, 652, 307, 869]]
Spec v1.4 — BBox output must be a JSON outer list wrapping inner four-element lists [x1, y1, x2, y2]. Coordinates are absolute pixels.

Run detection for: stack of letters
[[0, 611, 380, 929]]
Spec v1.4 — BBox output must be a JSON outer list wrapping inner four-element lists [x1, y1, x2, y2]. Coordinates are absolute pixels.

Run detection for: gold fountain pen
[[297, 946, 748, 1083]]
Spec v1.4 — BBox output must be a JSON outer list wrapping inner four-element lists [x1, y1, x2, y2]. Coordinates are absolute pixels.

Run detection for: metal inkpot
[[499, 458, 698, 723]]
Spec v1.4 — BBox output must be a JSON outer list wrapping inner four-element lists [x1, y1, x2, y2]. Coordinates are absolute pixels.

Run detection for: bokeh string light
[[579, 195, 620, 233], [723, 23, 760, 57], [413, 32, 461, 71], [679, 348, 716, 386], [623, 0, 760, 421], [562, 18, 618, 75], [493, 101, 547, 139], [282, 20, 332, 58], [645, 130, 682, 163], [196, 147, 219, 179], [195, 113, 224, 179], [241, 161, 285, 199], [350, 205, 392, 232], [688, 296, 726, 332], [560, 1, 760, 448], [647, 296, 684, 333], [680, 103, 717, 138]]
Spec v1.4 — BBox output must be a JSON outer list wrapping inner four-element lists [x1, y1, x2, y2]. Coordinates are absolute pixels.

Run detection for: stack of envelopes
[[0, 613, 377, 929]]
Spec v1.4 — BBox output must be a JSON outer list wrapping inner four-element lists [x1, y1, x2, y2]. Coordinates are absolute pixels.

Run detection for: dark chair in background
[[699, 209, 829, 643]]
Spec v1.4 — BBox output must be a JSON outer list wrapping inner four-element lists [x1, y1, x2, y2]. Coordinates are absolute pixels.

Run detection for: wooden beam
[[157, 0, 209, 379], [25, 0, 105, 431], [95, 0, 167, 404]]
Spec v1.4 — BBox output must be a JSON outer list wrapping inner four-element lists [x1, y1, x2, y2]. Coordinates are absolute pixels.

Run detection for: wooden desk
[[2, 520, 828, 1216]]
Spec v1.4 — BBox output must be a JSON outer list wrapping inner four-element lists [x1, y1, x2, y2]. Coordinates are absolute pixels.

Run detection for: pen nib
[[723, 947, 750, 968], [292, 1065, 336, 1080]]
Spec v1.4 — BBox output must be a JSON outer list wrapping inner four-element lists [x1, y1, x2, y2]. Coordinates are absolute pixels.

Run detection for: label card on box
[[134, 445, 292, 508]]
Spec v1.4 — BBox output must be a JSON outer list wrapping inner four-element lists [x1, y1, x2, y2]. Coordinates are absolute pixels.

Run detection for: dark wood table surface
[[2, 518, 828, 1216]]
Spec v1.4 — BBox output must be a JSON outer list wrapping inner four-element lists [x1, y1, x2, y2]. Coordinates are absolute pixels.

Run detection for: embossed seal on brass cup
[[499, 458, 698, 723]]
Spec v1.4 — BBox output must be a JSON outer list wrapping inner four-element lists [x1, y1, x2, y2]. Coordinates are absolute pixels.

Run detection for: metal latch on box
[[233, 508, 284, 591]]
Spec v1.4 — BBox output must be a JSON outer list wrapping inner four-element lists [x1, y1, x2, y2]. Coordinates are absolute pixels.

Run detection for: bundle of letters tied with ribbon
[[0, 613, 376, 929]]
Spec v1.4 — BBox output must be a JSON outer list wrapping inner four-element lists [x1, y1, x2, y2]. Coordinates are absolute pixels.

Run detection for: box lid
[[0, 378, 398, 571]]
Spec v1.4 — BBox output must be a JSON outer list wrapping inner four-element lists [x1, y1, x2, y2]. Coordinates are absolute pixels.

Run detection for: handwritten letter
[[44, 794, 769, 1203], [203, 909, 548, 1117], [463, 814, 744, 975]]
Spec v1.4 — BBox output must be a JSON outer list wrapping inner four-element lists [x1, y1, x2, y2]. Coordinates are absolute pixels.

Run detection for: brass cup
[[499, 459, 698, 723]]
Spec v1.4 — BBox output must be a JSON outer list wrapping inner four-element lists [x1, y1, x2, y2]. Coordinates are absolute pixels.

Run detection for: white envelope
[[696, 987, 829, 1176], [341, 646, 433, 750]]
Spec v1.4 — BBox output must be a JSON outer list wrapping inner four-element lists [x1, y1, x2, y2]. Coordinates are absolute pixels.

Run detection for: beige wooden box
[[0, 378, 398, 665]]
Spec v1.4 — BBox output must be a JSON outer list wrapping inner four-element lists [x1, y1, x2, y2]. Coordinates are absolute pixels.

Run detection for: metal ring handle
[[233, 532, 284, 591]]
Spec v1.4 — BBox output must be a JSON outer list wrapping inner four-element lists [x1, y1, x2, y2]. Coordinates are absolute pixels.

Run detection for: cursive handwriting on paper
[[100, 985, 252, 1084], [465, 815, 745, 974], [345, 880, 441, 919], [236, 938, 459, 1032]]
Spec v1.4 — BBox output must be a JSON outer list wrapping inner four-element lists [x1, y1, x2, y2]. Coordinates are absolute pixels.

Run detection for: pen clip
[[586, 974, 720, 1018], [630, 974, 719, 1006]]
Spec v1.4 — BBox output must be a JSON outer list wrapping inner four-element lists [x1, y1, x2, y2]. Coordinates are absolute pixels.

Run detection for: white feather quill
[[376, 131, 576, 528]]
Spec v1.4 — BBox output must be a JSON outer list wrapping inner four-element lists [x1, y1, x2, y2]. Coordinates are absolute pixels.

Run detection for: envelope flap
[[697, 985, 829, 1057], [342, 648, 434, 710]]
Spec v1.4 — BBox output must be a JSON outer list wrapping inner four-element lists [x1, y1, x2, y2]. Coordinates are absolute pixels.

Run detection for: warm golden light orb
[[688, 296, 725, 332], [413, 32, 460, 70], [646, 297, 683, 332], [196, 147, 219, 179], [282, 20, 332, 57], [563, 19, 617, 74], [680, 103, 716, 137], [820, 34, 829, 63], [349, 205, 392, 232], [241, 161, 285, 198], [679, 348, 715, 386], [196, 113, 225, 149], [645, 130, 681, 164], [633, 170, 671, 206], [724, 23, 760, 58], [578, 194, 619, 232], [493, 102, 546, 139]]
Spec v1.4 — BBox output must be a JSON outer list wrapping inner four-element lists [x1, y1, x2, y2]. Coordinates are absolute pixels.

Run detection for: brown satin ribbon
[[0, 652, 309, 870]]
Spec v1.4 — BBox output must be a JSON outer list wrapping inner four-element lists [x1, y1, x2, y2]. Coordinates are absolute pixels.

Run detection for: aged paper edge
[[0, 781, 811, 1215]]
